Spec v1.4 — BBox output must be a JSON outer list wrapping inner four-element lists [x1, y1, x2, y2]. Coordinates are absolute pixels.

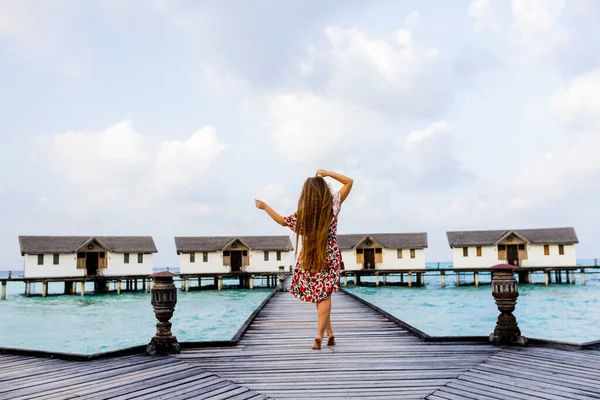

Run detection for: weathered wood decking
[[1, 291, 600, 399]]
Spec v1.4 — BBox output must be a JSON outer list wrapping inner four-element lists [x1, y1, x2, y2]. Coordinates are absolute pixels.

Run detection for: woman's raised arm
[[316, 169, 353, 204], [255, 199, 287, 226]]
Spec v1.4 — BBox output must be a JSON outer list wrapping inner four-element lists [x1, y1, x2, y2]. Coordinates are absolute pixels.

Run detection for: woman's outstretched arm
[[255, 199, 287, 226], [316, 169, 353, 203]]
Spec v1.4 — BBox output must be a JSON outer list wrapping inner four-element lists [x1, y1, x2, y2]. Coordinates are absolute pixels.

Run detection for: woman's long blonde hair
[[295, 177, 334, 273]]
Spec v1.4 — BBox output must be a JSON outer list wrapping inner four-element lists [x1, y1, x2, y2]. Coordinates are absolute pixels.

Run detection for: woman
[[255, 169, 353, 350]]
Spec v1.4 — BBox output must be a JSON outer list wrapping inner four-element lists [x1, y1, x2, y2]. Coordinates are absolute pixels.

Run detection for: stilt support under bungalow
[[383, 274, 387, 285], [400, 273, 404, 283], [456, 272, 460, 287], [571, 271, 576, 285], [474, 272, 479, 287], [134, 279, 138, 291], [1, 281, 6, 300], [249, 275, 254, 290], [80, 281, 85, 296], [42, 281, 48, 298], [343, 274, 348, 287], [544, 271, 550, 286], [528, 271, 532, 284], [420, 272, 425, 286], [408, 272, 412, 287], [217, 277, 223, 291], [117, 280, 121, 295], [581, 268, 586, 285], [185, 278, 190, 292], [441, 271, 446, 287], [375, 272, 379, 287], [142, 279, 146, 291], [25, 281, 31, 297]]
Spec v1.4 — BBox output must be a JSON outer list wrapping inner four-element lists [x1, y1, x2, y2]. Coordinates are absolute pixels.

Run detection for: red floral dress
[[284, 191, 342, 303]]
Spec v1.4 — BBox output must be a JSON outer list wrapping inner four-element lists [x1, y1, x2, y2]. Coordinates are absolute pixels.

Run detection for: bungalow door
[[507, 245, 519, 266], [86, 252, 99, 276], [363, 249, 375, 270], [231, 251, 243, 272]]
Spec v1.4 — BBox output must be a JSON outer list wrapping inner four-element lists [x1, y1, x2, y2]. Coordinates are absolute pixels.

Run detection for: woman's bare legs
[[314, 297, 332, 349]]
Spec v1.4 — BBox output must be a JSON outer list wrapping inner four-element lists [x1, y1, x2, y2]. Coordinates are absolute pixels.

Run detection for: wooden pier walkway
[[1, 291, 600, 399]]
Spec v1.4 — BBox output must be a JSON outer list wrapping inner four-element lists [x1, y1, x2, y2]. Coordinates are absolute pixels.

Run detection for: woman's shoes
[[312, 337, 322, 350], [327, 335, 336, 346]]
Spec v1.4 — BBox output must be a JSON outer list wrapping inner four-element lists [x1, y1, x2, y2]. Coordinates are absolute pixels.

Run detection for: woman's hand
[[315, 169, 329, 178], [255, 199, 267, 210]]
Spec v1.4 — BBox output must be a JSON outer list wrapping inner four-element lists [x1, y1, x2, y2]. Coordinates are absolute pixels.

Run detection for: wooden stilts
[[474, 272, 479, 287], [218, 277, 223, 291], [581, 268, 585, 285], [80, 281, 85, 296], [134, 279, 138, 291], [383, 274, 387, 285], [441, 271, 446, 288], [71, 282, 76, 295], [375, 272, 379, 287], [400, 273, 404, 283], [266, 276, 271, 288], [1, 281, 6, 300], [142, 279, 146, 291], [571, 270, 575, 285], [544, 271, 550, 286], [198, 278, 201, 289], [527, 271, 532, 284], [249, 275, 254, 290], [42, 281, 48, 298], [456, 272, 460, 287], [186, 278, 190, 292], [408, 272, 412, 288], [344, 274, 348, 287], [117, 280, 121, 295], [147, 279, 151, 292], [25, 281, 31, 297], [420, 272, 425, 286]]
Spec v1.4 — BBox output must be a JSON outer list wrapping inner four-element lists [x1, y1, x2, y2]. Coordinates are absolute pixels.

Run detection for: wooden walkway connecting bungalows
[[341, 265, 600, 288], [1, 291, 600, 399]]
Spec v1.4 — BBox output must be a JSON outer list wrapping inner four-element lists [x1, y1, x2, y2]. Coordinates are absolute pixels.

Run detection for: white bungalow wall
[[24, 253, 83, 278], [452, 244, 577, 269], [179, 250, 292, 274], [103, 253, 154, 276], [24, 252, 154, 278], [341, 248, 426, 271]]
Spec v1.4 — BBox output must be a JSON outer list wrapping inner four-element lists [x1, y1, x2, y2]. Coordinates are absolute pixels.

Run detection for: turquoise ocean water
[[1, 260, 599, 353], [0, 272, 272, 354], [346, 259, 600, 344]]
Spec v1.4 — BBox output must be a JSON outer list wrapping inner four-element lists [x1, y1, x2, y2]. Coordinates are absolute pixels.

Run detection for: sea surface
[[0, 273, 272, 354], [346, 260, 600, 344], [1, 260, 599, 353]]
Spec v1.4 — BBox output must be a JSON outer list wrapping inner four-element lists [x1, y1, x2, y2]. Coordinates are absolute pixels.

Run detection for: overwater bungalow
[[175, 236, 293, 274], [337, 233, 428, 271], [18, 236, 157, 278], [447, 227, 578, 269]]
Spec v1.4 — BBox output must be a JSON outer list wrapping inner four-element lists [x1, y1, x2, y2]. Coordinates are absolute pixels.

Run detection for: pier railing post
[[277, 266, 285, 292], [489, 264, 527, 346], [147, 270, 180, 355], [1, 281, 6, 300]]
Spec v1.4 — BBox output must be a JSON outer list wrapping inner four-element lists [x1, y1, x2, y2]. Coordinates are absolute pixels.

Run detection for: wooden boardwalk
[[1, 291, 600, 399]]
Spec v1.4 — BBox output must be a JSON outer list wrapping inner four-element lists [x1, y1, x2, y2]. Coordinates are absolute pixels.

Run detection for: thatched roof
[[19, 236, 158, 255], [175, 236, 294, 253], [446, 227, 578, 247], [337, 233, 428, 250]]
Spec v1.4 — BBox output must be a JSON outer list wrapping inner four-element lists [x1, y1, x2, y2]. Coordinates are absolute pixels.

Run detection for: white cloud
[[511, 0, 567, 57], [261, 92, 348, 165], [0, 187, 6, 196], [154, 125, 226, 189], [403, 121, 450, 152], [39, 196, 48, 204], [50, 120, 146, 185], [468, 0, 497, 32], [549, 68, 600, 130]]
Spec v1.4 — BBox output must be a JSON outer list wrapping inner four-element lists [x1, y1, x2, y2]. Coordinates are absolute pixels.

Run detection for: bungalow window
[[410, 249, 416, 259], [277, 251, 282, 261], [203, 252, 208, 262], [559, 245, 564, 255], [190, 252, 195, 263], [264, 251, 269, 261], [53, 254, 59, 265], [544, 245, 550, 256], [124, 253, 129, 264], [463, 247, 469, 257], [138, 253, 144, 263], [37, 254, 44, 265], [397, 249, 403, 259], [223, 251, 231, 266], [498, 245, 507, 260], [476, 247, 482, 257]]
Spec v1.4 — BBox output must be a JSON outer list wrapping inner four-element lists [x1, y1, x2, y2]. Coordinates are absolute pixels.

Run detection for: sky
[[1, 0, 599, 270]]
